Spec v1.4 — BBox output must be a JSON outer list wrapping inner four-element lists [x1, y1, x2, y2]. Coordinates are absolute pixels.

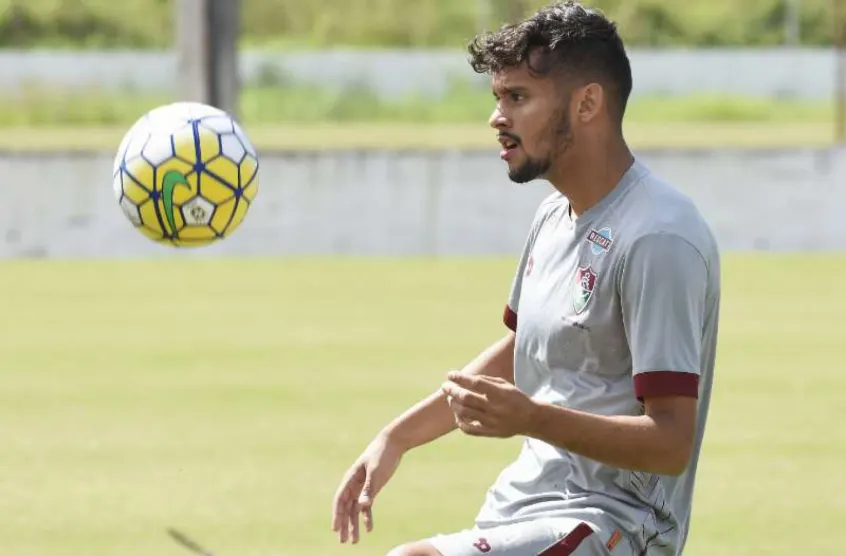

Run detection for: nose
[[489, 106, 509, 130]]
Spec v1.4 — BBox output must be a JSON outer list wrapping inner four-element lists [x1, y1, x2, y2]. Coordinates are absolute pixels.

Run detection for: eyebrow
[[492, 85, 530, 97]]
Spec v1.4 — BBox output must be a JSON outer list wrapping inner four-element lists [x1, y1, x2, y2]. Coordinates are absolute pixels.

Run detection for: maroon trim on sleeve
[[634, 371, 699, 400], [503, 305, 517, 332], [538, 522, 595, 555]]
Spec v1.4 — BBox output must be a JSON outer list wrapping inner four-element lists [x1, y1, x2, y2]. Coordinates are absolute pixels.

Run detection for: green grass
[[0, 85, 835, 150], [0, 122, 833, 152], [3, 85, 834, 127], [0, 255, 843, 555]]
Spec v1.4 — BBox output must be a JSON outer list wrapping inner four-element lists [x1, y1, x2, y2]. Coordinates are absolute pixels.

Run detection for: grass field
[[0, 122, 834, 152], [0, 85, 835, 150], [0, 256, 844, 556]]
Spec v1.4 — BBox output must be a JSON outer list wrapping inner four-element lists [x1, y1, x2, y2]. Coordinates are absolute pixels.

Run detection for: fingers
[[455, 417, 497, 437], [333, 470, 381, 544], [353, 477, 375, 542], [441, 381, 488, 411], [331, 466, 366, 544], [331, 483, 351, 539], [362, 504, 374, 533], [349, 500, 361, 543], [453, 405, 488, 427]]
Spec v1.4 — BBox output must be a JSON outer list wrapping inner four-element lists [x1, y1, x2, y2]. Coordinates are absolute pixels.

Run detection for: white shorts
[[427, 516, 626, 556]]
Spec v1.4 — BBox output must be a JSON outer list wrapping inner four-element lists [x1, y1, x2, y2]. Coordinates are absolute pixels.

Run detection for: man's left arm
[[526, 232, 708, 476]]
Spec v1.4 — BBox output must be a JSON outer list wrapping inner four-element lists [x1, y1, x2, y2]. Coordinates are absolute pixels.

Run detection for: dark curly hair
[[467, 1, 632, 122]]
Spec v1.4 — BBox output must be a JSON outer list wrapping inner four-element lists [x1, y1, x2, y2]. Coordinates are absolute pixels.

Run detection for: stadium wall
[[0, 48, 835, 99], [0, 147, 842, 259]]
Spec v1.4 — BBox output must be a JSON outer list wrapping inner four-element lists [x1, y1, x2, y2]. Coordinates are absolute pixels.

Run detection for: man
[[331, 2, 721, 555]]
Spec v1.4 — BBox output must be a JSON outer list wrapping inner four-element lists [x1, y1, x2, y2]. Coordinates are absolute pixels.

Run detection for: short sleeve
[[619, 232, 709, 400], [503, 234, 532, 332], [503, 196, 558, 332]]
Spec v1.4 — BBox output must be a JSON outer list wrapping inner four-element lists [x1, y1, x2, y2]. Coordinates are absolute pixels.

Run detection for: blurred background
[[0, 2, 843, 556], [0, 0, 843, 256]]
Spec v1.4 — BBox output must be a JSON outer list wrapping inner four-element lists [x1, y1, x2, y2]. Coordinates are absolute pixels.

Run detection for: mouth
[[498, 135, 520, 159]]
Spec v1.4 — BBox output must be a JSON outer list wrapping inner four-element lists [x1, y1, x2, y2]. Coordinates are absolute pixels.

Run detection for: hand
[[441, 372, 539, 438], [331, 434, 404, 544]]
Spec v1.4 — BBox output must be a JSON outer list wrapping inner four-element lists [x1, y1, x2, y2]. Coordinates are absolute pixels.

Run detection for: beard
[[508, 107, 574, 184]]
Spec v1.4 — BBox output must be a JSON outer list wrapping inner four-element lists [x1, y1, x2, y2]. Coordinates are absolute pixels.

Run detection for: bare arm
[[380, 331, 515, 452], [526, 395, 697, 476], [332, 333, 515, 543]]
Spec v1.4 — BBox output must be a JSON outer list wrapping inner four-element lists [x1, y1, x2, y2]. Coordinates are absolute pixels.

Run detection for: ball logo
[[189, 204, 207, 223], [162, 170, 192, 238]]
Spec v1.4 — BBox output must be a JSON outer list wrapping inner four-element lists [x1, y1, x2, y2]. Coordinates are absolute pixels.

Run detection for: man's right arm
[[377, 331, 515, 452]]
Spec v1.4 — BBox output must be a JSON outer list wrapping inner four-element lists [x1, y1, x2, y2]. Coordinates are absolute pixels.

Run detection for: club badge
[[573, 265, 597, 314]]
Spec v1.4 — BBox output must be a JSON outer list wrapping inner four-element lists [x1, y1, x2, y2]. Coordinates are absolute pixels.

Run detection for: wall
[[0, 146, 842, 259], [0, 48, 835, 99]]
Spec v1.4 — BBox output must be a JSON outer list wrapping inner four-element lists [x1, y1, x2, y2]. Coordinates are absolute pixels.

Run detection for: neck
[[547, 136, 634, 218]]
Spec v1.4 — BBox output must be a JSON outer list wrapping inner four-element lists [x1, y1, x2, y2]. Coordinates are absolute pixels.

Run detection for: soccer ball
[[112, 102, 259, 247]]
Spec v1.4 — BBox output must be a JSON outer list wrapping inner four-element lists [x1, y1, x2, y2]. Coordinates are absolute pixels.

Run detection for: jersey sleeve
[[503, 197, 556, 332], [619, 232, 709, 400], [504, 233, 532, 332]]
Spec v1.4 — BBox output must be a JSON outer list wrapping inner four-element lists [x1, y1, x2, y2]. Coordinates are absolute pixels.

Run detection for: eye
[[510, 92, 525, 102]]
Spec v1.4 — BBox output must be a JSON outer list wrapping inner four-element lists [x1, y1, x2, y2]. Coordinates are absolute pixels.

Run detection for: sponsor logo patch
[[587, 226, 613, 255]]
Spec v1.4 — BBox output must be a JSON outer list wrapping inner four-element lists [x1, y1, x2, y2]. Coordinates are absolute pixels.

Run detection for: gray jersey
[[475, 159, 720, 555]]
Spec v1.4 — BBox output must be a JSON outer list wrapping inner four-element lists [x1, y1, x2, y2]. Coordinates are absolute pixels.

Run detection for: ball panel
[[122, 126, 150, 163], [239, 154, 258, 188], [199, 172, 235, 204], [233, 120, 257, 158], [197, 125, 221, 163], [123, 157, 156, 194], [119, 196, 142, 226], [204, 157, 239, 190], [180, 197, 215, 226], [224, 198, 250, 237], [198, 115, 235, 135], [177, 225, 218, 241], [122, 174, 151, 205], [172, 125, 199, 165], [141, 130, 179, 166], [114, 116, 147, 175], [113, 170, 124, 201], [242, 180, 258, 203], [138, 199, 166, 235], [221, 133, 246, 164], [210, 197, 236, 234]]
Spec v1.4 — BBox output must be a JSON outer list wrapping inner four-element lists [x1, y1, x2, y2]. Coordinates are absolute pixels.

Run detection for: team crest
[[573, 265, 597, 314], [587, 227, 613, 255]]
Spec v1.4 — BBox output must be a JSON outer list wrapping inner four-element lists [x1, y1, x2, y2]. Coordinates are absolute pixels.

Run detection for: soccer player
[[331, 2, 721, 555]]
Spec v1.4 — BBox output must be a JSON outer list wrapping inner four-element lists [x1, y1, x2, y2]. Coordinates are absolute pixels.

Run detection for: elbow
[[656, 439, 694, 476]]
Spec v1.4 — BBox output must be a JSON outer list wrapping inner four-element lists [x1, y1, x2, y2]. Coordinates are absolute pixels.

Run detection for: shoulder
[[617, 165, 719, 270], [527, 190, 567, 238], [536, 191, 567, 221]]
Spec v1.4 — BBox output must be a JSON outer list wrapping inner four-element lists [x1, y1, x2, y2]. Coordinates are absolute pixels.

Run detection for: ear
[[574, 82, 604, 123]]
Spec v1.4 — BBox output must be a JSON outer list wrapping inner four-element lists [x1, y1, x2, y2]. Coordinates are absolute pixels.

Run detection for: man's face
[[489, 61, 574, 184]]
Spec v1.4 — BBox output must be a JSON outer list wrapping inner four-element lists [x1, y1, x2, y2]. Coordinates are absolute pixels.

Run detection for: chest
[[514, 220, 631, 382]]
